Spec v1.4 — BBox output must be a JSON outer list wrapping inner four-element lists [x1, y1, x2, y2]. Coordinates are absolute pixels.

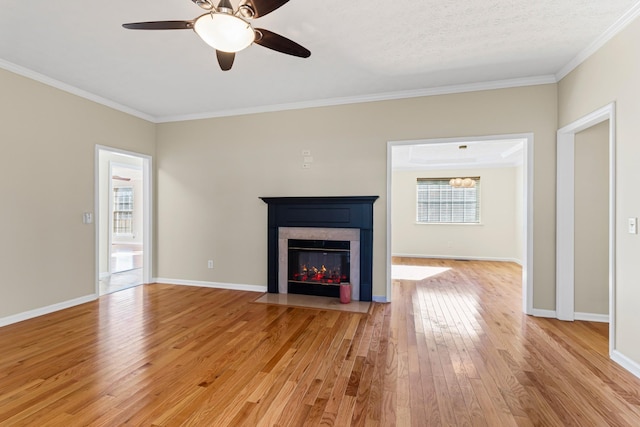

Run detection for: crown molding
[[0, 59, 156, 123], [3, 2, 639, 124], [0, 56, 556, 124], [158, 75, 557, 123], [556, 1, 640, 81]]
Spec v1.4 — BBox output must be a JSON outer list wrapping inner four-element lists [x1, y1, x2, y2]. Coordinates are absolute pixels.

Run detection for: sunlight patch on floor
[[391, 265, 451, 281]]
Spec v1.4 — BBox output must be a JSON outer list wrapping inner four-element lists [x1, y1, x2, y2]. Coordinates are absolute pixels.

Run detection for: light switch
[[83, 212, 93, 224], [628, 217, 637, 234]]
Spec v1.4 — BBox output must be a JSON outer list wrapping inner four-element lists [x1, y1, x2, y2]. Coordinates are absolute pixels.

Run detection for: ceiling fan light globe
[[194, 13, 255, 53]]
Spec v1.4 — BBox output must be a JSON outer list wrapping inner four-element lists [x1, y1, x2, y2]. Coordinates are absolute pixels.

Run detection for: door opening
[[96, 147, 152, 295], [556, 102, 616, 356], [387, 134, 533, 313]]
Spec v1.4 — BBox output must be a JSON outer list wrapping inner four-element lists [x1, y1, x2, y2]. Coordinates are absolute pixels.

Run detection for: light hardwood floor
[[1, 259, 639, 425]]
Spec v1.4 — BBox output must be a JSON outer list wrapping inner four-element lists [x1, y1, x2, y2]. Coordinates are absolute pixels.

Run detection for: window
[[113, 187, 134, 234], [416, 178, 480, 223]]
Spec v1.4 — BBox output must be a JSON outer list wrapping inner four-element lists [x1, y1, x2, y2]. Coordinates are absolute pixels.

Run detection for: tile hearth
[[253, 293, 371, 314]]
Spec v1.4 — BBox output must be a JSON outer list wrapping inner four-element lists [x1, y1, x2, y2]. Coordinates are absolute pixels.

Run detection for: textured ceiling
[[1, 0, 638, 122]]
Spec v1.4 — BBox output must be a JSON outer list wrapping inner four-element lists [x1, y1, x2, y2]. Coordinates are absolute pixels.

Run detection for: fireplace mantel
[[261, 196, 379, 301]]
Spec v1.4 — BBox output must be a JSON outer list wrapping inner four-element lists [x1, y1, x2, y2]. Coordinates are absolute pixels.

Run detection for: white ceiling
[[392, 139, 525, 171], [112, 164, 143, 182], [1, 1, 638, 122]]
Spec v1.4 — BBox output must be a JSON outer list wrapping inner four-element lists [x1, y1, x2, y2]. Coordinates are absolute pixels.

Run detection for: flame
[[293, 263, 344, 284]]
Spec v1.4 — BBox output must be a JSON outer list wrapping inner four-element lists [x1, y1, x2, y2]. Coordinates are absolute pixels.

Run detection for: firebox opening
[[287, 239, 350, 298]]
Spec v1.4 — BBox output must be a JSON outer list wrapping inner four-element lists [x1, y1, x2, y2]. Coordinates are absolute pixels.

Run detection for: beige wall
[[574, 121, 609, 316], [392, 167, 523, 262], [2, 11, 638, 373], [156, 84, 557, 303], [0, 69, 559, 317], [0, 69, 155, 319], [558, 17, 640, 362]]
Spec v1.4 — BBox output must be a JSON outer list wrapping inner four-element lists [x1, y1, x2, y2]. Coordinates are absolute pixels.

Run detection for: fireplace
[[261, 196, 378, 301], [287, 239, 350, 297], [279, 227, 360, 299]]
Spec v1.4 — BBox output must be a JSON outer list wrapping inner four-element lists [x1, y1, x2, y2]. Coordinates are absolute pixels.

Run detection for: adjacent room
[[390, 137, 526, 288]]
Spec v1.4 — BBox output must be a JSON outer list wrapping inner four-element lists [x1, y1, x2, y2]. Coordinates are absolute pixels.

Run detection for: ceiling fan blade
[[239, 0, 289, 18], [216, 50, 235, 71], [254, 29, 310, 58], [122, 21, 194, 30]]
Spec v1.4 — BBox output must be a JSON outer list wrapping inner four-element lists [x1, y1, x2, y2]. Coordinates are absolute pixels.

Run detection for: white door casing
[[556, 102, 616, 355], [95, 146, 153, 292]]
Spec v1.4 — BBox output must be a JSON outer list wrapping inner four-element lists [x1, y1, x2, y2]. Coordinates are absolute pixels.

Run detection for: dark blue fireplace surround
[[260, 196, 379, 302]]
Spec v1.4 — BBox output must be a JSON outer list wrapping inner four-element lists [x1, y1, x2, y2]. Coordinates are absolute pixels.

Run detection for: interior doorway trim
[[387, 133, 534, 314], [556, 102, 616, 354], [95, 145, 153, 290]]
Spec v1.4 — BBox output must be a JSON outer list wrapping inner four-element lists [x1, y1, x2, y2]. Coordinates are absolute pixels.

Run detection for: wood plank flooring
[[1, 258, 639, 425]]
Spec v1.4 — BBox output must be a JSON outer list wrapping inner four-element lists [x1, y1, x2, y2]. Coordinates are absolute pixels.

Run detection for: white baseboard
[[528, 310, 610, 322], [531, 308, 557, 318], [611, 350, 640, 379], [372, 296, 388, 303], [0, 294, 97, 328], [153, 278, 267, 293], [392, 253, 522, 264], [574, 312, 610, 323]]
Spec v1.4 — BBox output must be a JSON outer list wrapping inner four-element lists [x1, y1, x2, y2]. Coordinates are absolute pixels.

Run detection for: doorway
[[96, 146, 152, 295], [556, 102, 615, 354], [387, 133, 533, 313]]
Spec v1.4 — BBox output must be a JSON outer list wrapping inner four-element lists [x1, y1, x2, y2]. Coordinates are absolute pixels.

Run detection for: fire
[[292, 264, 346, 284]]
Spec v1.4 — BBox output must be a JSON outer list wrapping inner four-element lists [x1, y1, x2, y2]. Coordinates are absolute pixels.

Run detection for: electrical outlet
[[207, 260, 214, 269]]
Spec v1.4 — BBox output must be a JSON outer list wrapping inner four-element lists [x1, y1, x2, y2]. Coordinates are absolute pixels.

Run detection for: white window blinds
[[416, 178, 480, 223]]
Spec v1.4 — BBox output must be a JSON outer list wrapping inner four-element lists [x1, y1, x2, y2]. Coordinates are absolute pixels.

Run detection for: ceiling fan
[[123, 0, 310, 71]]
